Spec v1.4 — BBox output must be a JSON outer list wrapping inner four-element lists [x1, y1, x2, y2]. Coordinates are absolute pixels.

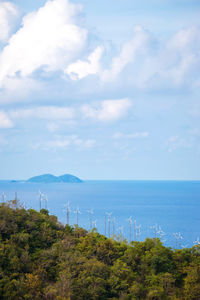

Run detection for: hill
[[27, 173, 82, 183], [58, 174, 82, 183], [0, 200, 200, 299]]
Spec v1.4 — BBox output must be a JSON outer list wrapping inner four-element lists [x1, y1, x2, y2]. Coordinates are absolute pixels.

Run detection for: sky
[[0, 0, 200, 180]]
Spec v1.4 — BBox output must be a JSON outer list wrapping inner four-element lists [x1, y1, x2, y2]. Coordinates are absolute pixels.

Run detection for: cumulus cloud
[[64, 25, 200, 90], [65, 46, 104, 80], [0, 0, 87, 87], [82, 98, 132, 122], [9, 106, 74, 120], [113, 131, 149, 139], [0, 110, 13, 128], [0, 1, 19, 42]]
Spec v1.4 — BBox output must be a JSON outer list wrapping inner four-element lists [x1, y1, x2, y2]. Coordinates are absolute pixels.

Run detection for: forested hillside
[[0, 200, 200, 299]]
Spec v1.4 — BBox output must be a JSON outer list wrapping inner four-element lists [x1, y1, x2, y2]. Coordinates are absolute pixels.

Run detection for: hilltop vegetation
[[0, 200, 200, 300]]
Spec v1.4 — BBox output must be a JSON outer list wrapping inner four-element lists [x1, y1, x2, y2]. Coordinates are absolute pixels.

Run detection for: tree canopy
[[0, 200, 200, 299]]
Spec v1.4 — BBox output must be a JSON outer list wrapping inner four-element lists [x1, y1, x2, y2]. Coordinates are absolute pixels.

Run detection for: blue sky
[[0, 0, 200, 180]]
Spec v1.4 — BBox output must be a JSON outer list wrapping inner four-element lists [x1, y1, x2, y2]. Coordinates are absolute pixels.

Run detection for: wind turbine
[[1, 192, 6, 202], [134, 220, 137, 241], [106, 212, 112, 238], [92, 219, 97, 230], [22, 201, 26, 209], [74, 206, 81, 226], [178, 232, 183, 249], [38, 190, 43, 210], [194, 237, 200, 245], [118, 226, 124, 241], [44, 194, 48, 210], [151, 224, 158, 238], [64, 201, 71, 225], [87, 209, 94, 230], [173, 233, 178, 249], [112, 217, 116, 236], [128, 216, 133, 243], [157, 226, 165, 242], [104, 213, 107, 236], [137, 224, 141, 241]]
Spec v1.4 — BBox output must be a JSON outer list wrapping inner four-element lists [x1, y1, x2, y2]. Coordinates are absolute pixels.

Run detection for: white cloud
[[64, 25, 200, 90], [64, 26, 151, 83], [0, 0, 87, 87], [158, 26, 200, 87], [82, 98, 132, 122], [65, 46, 104, 80], [0, 1, 19, 42], [45, 135, 95, 150], [113, 131, 149, 139], [101, 26, 151, 82], [9, 106, 74, 120], [0, 110, 13, 128]]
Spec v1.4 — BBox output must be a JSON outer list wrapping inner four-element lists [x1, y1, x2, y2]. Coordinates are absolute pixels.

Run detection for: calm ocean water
[[0, 180, 200, 248]]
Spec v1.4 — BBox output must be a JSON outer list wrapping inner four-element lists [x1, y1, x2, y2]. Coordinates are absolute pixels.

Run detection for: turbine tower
[[173, 233, 178, 249], [64, 201, 71, 225], [137, 224, 141, 241], [44, 194, 48, 210], [134, 220, 137, 241], [38, 190, 43, 211], [74, 206, 81, 226], [1, 192, 6, 202], [128, 216, 133, 243], [92, 219, 97, 230], [106, 212, 112, 238], [87, 209, 94, 231], [112, 217, 116, 236], [104, 213, 107, 236]]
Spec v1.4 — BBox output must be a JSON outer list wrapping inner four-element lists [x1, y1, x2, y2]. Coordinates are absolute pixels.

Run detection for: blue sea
[[0, 180, 200, 248]]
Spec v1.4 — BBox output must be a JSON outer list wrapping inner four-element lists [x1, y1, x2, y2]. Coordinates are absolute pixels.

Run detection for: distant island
[[27, 173, 83, 183]]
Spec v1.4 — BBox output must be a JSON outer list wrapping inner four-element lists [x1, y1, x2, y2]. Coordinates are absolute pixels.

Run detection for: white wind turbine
[[106, 212, 112, 238], [193, 237, 200, 245], [137, 224, 141, 241], [44, 194, 48, 210], [87, 209, 94, 230], [151, 224, 158, 238], [134, 220, 137, 241], [92, 219, 97, 230], [128, 216, 133, 243], [118, 226, 124, 241], [104, 213, 107, 236], [64, 201, 71, 225], [38, 190, 43, 210], [157, 226, 166, 242], [1, 192, 6, 202], [74, 206, 81, 226], [173, 232, 179, 249], [112, 217, 116, 236], [178, 232, 183, 249]]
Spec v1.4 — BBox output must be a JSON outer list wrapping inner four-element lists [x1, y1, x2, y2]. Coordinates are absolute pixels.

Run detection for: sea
[[0, 180, 200, 248]]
